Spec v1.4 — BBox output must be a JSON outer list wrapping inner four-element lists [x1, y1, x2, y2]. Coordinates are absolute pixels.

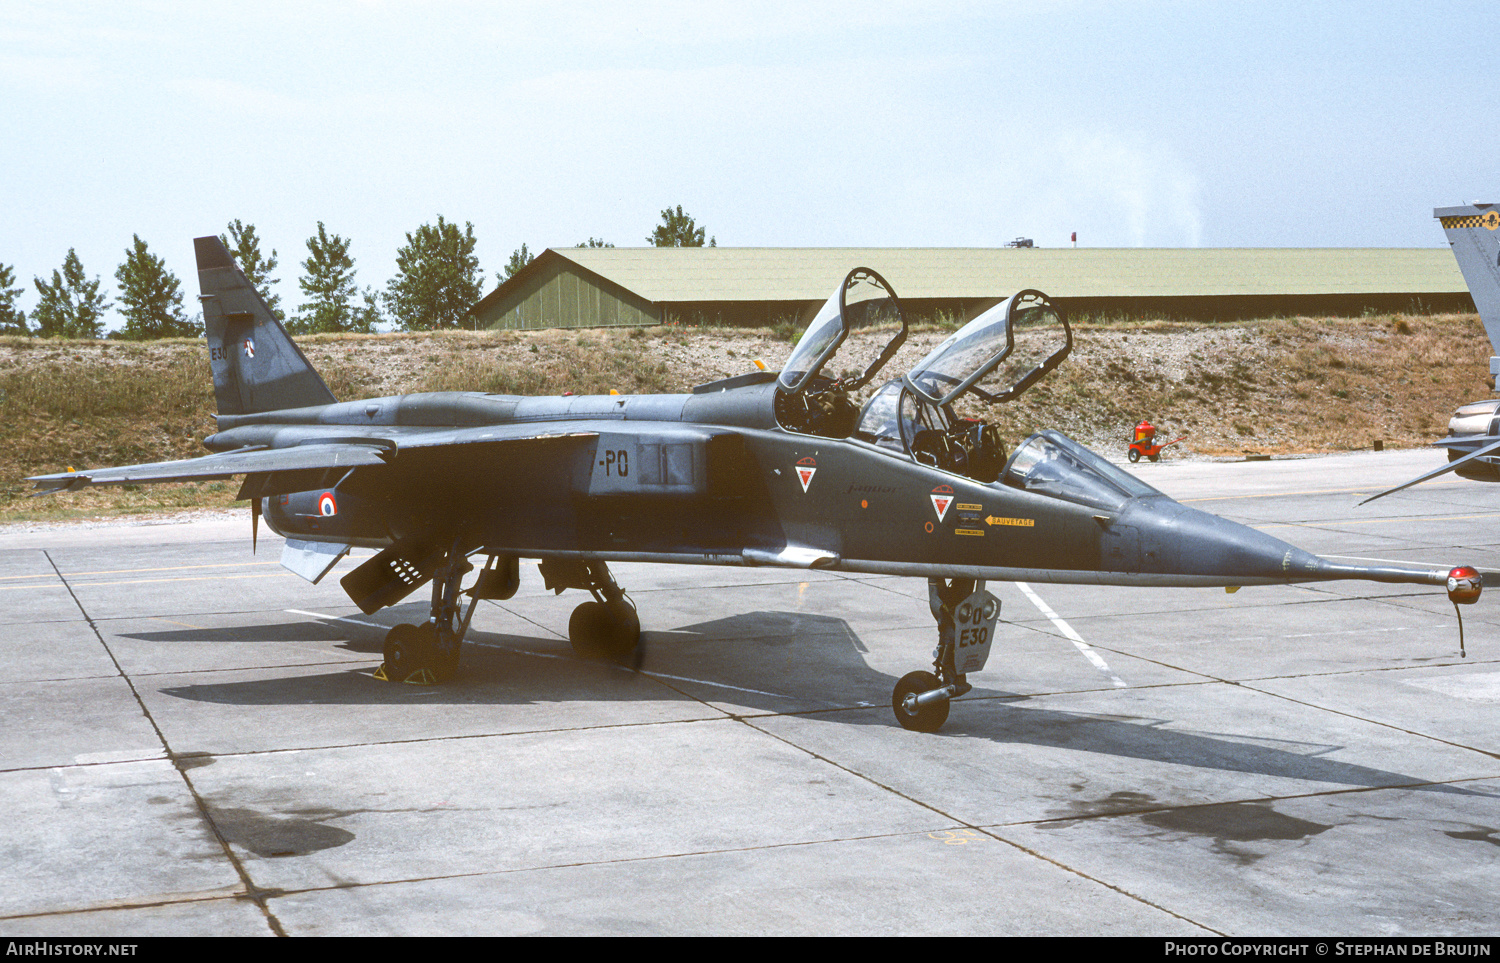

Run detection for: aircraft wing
[[28, 443, 395, 492], [27, 424, 606, 494]]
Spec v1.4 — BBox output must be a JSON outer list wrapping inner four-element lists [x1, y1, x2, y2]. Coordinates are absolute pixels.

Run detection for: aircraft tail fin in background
[[195, 235, 337, 417], [1436, 203, 1500, 383]]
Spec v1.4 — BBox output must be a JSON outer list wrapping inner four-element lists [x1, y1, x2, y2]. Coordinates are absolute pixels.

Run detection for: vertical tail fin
[[1436, 204, 1500, 384], [195, 235, 336, 416]]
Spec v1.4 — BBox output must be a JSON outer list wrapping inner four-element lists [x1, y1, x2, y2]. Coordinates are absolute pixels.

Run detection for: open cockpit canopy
[[778, 268, 908, 395], [904, 290, 1071, 407]]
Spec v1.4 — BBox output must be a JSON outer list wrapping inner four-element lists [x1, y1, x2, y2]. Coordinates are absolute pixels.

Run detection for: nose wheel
[[892, 670, 950, 733]]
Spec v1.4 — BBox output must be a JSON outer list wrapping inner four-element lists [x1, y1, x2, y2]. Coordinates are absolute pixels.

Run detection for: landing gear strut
[[892, 578, 1000, 732], [541, 559, 642, 663], [378, 545, 519, 685]]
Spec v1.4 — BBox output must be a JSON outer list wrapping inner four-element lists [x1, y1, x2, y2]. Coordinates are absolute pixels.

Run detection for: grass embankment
[[972, 312, 1490, 455], [0, 312, 1488, 524]]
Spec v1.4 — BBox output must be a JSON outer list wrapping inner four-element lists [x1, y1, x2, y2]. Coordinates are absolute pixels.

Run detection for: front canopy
[[778, 268, 907, 395]]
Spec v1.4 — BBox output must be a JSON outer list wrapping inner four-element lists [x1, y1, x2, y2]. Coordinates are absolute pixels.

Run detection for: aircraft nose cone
[[1121, 497, 1323, 581]]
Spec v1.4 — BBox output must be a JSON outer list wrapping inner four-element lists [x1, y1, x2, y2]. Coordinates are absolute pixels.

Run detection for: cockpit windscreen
[[1005, 430, 1162, 511]]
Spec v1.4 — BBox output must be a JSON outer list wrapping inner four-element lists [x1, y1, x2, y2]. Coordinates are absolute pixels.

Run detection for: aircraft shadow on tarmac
[[149, 605, 1490, 798], [122, 622, 351, 645]]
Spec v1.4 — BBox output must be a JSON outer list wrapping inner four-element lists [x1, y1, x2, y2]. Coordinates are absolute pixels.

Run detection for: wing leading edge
[[28, 424, 603, 493]]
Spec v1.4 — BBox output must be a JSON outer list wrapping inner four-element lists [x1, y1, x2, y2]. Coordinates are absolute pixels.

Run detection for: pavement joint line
[[733, 713, 1222, 935], [39, 549, 289, 938], [1079, 625, 1500, 764], [40, 714, 767, 768], [0, 892, 249, 924], [478, 597, 568, 641], [7, 827, 1006, 912], [1234, 679, 1500, 764]]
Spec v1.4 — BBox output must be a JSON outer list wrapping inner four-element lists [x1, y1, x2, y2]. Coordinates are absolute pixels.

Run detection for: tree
[[385, 216, 483, 330], [576, 237, 613, 249], [0, 262, 29, 336], [32, 249, 110, 338], [352, 286, 384, 333], [114, 235, 197, 340], [648, 205, 715, 247], [221, 219, 284, 322], [292, 222, 367, 334], [499, 243, 534, 285]]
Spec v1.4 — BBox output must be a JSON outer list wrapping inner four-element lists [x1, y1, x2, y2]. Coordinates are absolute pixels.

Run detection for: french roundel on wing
[[318, 492, 337, 516]]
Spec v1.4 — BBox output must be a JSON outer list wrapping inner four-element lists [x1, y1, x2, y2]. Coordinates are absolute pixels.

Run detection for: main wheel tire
[[569, 601, 607, 658], [1148, 453, 1160, 462], [569, 600, 641, 660], [892, 670, 950, 733], [597, 600, 641, 661], [382, 623, 427, 682], [1127, 448, 1141, 463]]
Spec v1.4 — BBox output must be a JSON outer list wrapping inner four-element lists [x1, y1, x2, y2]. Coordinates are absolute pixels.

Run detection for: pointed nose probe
[[1125, 500, 1482, 604]]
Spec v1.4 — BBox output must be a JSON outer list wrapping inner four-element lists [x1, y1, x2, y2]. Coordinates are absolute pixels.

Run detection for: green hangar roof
[[470, 247, 1470, 330]]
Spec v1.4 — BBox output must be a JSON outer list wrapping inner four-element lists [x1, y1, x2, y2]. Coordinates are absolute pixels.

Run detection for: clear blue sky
[[3, 1, 1497, 329]]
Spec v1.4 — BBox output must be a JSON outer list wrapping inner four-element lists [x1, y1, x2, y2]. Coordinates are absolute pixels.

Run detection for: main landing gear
[[541, 559, 642, 664], [374, 552, 640, 684], [892, 578, 1000, 733], [377, 548, 519, 685]]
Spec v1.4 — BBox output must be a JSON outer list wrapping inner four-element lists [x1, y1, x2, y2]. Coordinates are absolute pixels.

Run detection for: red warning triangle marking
[[797, 466, 816, 492], [930, 494, 952, 521]]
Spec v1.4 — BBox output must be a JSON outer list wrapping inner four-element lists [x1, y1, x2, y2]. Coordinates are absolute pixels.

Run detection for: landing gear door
[[777, 267, 908, 395], [953, 588, 1000, 674], [904, 289, 1071, 406]]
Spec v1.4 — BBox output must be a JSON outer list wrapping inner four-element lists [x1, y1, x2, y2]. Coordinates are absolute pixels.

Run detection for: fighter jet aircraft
[[30, 237, 1484, 732]]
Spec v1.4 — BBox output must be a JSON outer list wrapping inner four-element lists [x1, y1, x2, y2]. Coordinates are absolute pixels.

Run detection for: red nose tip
[[1447, 566, 1482, 604]]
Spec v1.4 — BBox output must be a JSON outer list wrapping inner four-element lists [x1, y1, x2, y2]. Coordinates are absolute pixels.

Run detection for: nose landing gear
[[892, 578, 1000, 732]]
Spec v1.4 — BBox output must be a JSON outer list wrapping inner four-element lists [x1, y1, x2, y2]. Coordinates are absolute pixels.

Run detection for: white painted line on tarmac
[[1013, 582, 1128, 688], [285, 608, 390, 631]]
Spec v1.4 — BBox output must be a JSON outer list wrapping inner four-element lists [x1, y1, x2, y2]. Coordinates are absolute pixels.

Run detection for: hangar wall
[[468, 248, 1471, 331], [479, 256, 658, 330]]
